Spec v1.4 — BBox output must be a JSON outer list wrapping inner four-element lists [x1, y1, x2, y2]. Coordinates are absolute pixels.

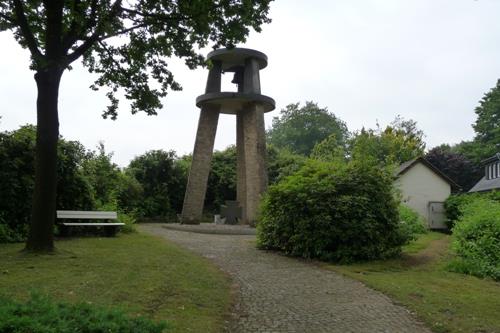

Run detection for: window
[[484, 161, 499, 180]]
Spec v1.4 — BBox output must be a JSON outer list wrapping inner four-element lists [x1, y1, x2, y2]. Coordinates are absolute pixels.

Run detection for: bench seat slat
[[61, 223, 124, 226], [57, 210, 117, 219]]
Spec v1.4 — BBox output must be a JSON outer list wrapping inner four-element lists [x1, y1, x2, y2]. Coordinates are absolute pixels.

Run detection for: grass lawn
[[0, 232, 232, 333], [326, 232, 500, 333]]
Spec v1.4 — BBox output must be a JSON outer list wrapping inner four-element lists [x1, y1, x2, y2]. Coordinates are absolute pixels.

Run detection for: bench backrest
[[56, 210, 117, 219]]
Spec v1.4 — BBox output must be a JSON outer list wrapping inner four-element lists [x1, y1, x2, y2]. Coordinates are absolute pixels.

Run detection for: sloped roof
[[396, 157, 461, 190], [469, 176, 500, 192]]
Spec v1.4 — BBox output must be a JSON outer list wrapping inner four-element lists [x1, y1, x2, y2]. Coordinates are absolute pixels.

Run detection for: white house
[[394, 157, 459, 229], [469, 153, 500, 193]]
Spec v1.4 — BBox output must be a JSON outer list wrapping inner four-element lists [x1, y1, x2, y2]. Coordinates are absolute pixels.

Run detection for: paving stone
[[139, 224, 431, 333]]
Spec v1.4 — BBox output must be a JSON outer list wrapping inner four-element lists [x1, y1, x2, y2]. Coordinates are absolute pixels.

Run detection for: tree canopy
[[267, 102, 348, 156], [472, 79, 500, 158], [425, 145, 482, 192], [0, 0, 272, 117], [451, 79, 500, 164]]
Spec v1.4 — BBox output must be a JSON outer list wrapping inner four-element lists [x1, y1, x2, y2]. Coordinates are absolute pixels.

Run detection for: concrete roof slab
[[207, 48, 268, 71]]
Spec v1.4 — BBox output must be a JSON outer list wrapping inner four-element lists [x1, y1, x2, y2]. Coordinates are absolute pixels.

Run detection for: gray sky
[[1, 0, 500, 166]]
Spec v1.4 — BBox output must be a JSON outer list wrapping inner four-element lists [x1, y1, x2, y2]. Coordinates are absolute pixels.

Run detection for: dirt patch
[[402, 236, 451, 267]]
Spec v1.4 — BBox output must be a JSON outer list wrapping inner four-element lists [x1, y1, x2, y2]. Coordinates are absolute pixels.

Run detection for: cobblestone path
[[139, 224, 430, 333]]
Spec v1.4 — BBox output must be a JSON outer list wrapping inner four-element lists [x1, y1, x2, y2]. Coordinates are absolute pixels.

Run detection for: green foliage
[[257, 160, 409, 263], [115, 172, 144, 215], [127, 150, 186, 219], [81, 142, 121, 208], [425, 145, 481, 192], [350, 116, 425, 166], [398, 204, 427, 240], [56, 139, 95, 211], [452, 140, 494, 167], [0, 126, 150, 241], [445, 194, 475, 229], [0, 126, 37, 241], [267, 145, 307, 185], [0, 293, 167, 333], [118, 212, 138, 234], [451, 79, 500, 164], [205, 147, 237, 212], [310, 133, 347, 162], [445, 191, 500, 229], [450, 197, 500, 280], [267, 102, 348, 156], [0, 126, 95, 242], [473, 79, 500, 157]]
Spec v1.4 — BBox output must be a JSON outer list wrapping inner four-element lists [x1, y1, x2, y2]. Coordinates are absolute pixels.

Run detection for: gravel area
[[161, 223, 256, 235], [139, 223, 430, 333]]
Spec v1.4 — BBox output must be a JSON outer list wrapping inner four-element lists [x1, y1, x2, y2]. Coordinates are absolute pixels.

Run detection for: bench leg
[[59, 225, 69, 237]]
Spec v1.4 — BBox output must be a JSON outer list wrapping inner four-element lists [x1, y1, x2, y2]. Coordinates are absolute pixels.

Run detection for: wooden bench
[[57, 210, 124, 237]]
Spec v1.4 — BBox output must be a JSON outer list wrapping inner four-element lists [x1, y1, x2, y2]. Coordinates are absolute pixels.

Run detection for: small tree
[[0, 0, 272, 251]]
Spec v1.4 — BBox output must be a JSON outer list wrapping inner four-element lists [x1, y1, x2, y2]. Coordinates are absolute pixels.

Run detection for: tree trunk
[[25, 67, 63, 253]]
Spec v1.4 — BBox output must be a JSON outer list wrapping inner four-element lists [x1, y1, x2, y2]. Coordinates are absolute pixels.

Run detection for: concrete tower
[[181, 48, 275, 226]]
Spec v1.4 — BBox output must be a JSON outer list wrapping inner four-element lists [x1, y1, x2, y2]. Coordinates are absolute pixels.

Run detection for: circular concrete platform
[[161, 223, 257, 235], [196, 92, 275, 114]]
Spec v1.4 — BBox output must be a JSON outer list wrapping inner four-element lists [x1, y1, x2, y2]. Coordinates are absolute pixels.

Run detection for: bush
[[0, 126, 95, 243], [127, 150, 186, 219], [267, 145, 307, 185], [398, 204, 427, 239], [119, 212, 138, 234], [257, 160, 410, 263], [445, 194, 477, 229], [450, 197, 500, 280], [445, 191, 500, 229], [0, 293, 168, 332]]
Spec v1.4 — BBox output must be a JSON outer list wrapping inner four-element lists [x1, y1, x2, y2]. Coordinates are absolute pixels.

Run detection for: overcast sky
[[1, 0, 500, 166]]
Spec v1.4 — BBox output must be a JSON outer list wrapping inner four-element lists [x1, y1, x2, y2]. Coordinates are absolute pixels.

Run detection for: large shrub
[[0, 293, 167, 332], [257, 160, 409, 262], [0, 126, 95, 242], [445, 191, 500, 229], [450, 197, 500, 280]]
